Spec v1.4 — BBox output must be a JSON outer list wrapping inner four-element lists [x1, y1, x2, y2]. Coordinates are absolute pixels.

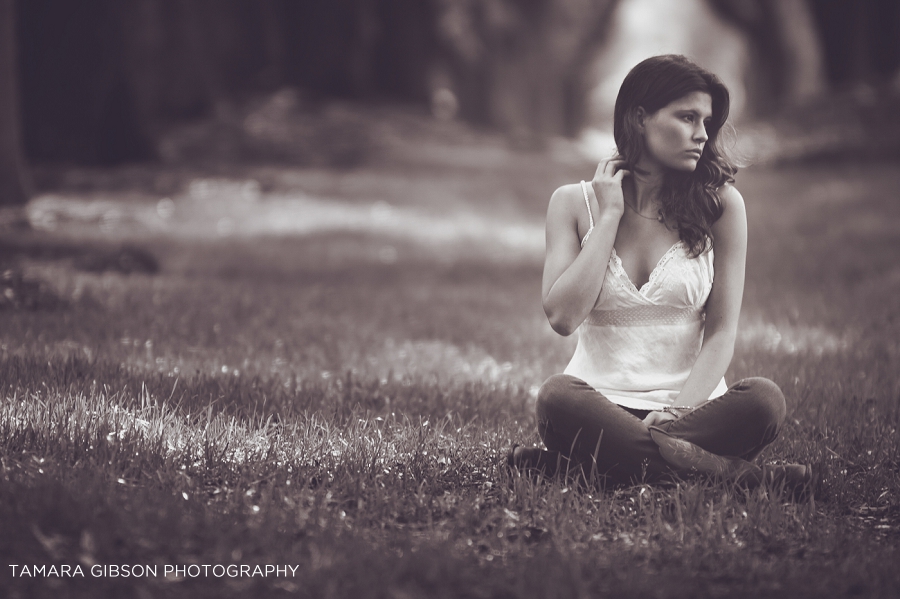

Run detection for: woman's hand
[[589, 157, 630, 218], [643, 410, 678, 428]]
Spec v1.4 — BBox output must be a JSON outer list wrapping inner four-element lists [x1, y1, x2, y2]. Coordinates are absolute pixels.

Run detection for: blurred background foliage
[[1, 0, 900, 206]]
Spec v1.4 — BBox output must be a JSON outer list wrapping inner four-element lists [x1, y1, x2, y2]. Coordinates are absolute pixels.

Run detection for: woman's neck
[[628, 159, 665, 212]]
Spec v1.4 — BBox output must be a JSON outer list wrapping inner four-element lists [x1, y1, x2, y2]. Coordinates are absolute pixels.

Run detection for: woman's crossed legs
[[521, 374, 786, 485]]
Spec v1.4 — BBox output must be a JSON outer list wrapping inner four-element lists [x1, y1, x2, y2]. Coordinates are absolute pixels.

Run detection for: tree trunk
[[807, 0, 900, 88], [436, 0, 619, 142], [769, 0, 827, 104], [0, 0, 29, 206], [708, 0, 826, 113]]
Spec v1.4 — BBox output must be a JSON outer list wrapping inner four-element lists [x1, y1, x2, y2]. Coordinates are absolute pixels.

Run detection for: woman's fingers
[[602, 160, 628, 179], [642, 410, 677, 427], [588, 157, 628, 217], [612, 168, 631, 182], [594, 157, 627, 179]]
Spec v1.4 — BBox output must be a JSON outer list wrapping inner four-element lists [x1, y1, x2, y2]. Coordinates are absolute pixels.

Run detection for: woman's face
[[638, 91, 712, 172]]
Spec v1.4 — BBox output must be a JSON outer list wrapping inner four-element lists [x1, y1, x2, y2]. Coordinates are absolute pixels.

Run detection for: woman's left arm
[[644, 185, 747, 426]]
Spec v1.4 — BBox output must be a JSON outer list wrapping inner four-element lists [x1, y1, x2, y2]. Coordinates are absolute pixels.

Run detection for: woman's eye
[[683, 115, 694, 123]]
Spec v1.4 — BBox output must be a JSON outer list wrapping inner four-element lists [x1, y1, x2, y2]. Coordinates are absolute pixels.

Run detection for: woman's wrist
[[595, 207, 624, 223]]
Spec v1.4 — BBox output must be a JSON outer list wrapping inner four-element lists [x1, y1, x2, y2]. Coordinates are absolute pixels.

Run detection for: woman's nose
[[694, 124, 708, 143]]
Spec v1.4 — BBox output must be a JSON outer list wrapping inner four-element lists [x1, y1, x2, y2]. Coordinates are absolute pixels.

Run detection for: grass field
[[1, 143, 899, 598]]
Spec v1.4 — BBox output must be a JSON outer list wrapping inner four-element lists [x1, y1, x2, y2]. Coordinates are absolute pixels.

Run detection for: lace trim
[[585, 305, 704, 327], [610, 241, 684, 294]]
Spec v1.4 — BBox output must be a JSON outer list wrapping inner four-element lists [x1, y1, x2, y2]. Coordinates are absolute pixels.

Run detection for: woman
[[509, 55, 812, 496]]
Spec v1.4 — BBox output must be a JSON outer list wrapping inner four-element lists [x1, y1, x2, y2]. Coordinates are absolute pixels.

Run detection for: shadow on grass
[[0, 234, 159, 276]]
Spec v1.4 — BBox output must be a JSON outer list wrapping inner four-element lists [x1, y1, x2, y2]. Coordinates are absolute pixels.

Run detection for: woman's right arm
[[541, 159, 628, 336]]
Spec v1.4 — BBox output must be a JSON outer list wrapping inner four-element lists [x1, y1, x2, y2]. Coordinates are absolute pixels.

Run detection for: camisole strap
[[580, 180, 594, 246]]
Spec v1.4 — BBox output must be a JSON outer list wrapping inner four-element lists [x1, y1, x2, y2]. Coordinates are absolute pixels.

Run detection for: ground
[[0, 111, 899, 598]]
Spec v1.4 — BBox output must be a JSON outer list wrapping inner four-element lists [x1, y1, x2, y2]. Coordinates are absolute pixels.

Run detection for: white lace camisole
[[563, 181, 728, 410]]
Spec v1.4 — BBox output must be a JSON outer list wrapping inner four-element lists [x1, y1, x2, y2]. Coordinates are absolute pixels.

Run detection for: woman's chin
[[667, 160, 700, 173]]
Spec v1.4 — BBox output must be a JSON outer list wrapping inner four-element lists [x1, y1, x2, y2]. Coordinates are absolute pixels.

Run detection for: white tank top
[[564, 181, 728, 410]]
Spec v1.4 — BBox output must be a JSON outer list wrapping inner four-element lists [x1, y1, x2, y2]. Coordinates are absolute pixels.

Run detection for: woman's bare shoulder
[[712, 183, 747, 238], [547, 183, 586, 218], [716, 183, 745, 212]]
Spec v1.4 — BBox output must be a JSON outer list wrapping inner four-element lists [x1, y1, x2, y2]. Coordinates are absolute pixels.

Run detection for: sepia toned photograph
[[1, 1, 898, 597]]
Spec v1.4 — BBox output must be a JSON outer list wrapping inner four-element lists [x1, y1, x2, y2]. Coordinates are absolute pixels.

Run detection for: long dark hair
[[613, 55, 736, 257]]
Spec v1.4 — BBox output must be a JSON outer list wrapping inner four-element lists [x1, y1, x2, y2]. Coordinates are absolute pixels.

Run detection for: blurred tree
[[435, 0, 619, 145], [710, 0, 900, 111], [0, 0, 29, 206], [16, 0, 441, 166], [118, 0, 275, 129], [17, 0, 156, 165], [707, 0, 826, 114], [276, 0, 438, 102], [807, 0, 900, 90]]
